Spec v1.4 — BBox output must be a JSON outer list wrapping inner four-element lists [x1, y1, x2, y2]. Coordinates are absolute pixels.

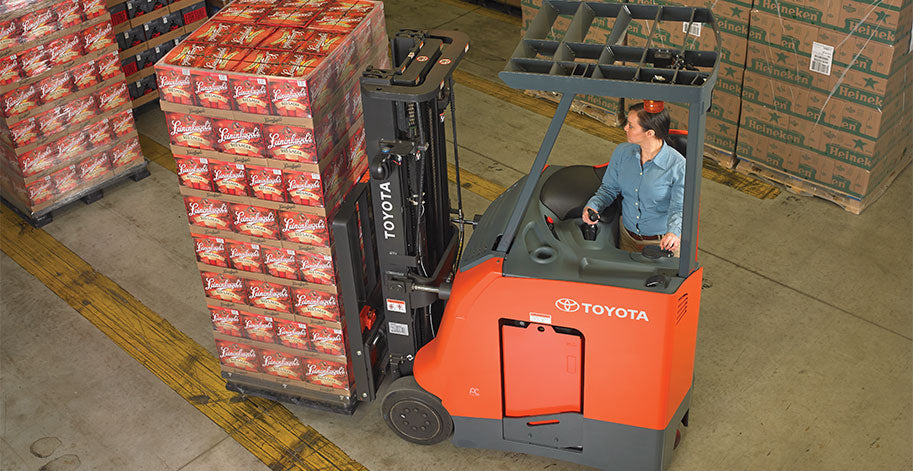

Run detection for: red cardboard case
[[216, 339, 260, 372], [210, 306, 244, 337]]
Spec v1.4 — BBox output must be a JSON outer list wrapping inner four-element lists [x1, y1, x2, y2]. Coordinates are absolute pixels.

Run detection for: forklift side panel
[[414, 258, 703, 431]]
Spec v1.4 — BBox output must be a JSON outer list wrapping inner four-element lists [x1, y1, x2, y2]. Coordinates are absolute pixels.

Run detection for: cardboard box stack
[[737, 0, 912, 208], [1, 0, 145, 222], [108, 0, 209, 107], [519, 0, 625, 125], [154, 0, 389, 407]]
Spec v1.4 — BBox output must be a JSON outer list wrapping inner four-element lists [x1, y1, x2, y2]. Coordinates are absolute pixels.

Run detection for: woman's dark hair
[[627, 102, 671, 141]]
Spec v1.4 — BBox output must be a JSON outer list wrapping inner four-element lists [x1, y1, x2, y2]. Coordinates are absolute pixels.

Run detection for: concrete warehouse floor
[[2, 1, 911, 470]]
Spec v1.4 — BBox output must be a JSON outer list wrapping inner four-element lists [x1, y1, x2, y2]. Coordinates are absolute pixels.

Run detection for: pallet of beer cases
[[154, 0, 390, 411], [0, 0, 148, 227]]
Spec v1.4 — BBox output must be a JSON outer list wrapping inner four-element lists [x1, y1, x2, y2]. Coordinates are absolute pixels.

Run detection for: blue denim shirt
[[586, 142, 685, 236]]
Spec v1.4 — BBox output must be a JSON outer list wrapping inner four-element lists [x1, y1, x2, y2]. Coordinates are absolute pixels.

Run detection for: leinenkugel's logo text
[[554, 298, 649, 322]]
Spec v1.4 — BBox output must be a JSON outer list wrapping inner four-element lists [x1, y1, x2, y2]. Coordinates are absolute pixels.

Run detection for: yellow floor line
[[448, 163, 506, 201], [701, 158, 781, 200], [0, 207, 365, 471], [139, 133, 176, 173], [452, 69, 780, 200]]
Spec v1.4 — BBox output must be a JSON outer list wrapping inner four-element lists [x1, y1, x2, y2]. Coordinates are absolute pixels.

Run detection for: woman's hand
[[660, 233, 680, 252], [582, 206, 599, 225]]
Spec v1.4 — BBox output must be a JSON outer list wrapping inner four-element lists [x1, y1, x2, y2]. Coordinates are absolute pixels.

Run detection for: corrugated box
[[752, 0, 912, 47], [738, 4, 912, 201]]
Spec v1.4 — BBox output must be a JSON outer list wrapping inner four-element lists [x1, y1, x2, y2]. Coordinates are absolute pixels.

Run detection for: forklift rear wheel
[[382, 376, 453, 445]]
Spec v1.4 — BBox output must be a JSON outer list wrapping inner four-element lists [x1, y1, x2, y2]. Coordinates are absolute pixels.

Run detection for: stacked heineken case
[[154, 0, 389, 408], [736, 0, 911, 206], [0, 0, 145, 222]]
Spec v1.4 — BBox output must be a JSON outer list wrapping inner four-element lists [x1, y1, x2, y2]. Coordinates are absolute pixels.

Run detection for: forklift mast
[[342, 30, 470, 383]]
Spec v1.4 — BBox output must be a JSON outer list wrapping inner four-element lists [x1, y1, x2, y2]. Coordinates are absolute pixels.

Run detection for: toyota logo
[[555, 298, 579, 312]]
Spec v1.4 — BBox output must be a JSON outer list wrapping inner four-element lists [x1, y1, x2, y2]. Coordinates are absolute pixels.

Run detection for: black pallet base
[[2, 163, 151, 229], [225, 380, 358, 415]]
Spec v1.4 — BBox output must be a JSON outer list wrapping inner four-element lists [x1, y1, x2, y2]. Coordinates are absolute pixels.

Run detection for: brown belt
[[625, 227, 661, 241]]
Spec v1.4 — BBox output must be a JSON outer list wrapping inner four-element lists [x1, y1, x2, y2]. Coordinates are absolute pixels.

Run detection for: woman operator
[[582, 101, 685, 257]]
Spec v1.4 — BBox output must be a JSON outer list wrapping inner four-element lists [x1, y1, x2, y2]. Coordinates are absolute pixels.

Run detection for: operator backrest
[[668, 131, 688, 158], [539, 165, 612, 222]]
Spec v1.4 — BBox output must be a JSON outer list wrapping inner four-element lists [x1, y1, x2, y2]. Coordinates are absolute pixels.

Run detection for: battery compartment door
[[501, 321, 583, 417]]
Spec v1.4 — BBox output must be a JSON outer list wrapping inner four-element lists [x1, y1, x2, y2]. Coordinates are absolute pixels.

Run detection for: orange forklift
[[332, 2, 721, 469]]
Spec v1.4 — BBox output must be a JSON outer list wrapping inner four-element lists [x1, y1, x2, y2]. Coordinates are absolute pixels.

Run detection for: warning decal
[[386, 298, 406, 313]]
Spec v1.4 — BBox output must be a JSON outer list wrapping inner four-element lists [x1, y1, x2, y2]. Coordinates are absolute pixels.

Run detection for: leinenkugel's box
[[154, 0, 389, 407], [0, 0, 144, 219]]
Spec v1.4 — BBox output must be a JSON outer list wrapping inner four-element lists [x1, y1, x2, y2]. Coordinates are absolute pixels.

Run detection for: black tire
[[381, 376, 453, 445]]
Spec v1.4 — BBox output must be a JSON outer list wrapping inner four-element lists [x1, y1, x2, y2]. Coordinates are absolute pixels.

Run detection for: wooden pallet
[[223, 370, 357, 415], [1, 163, 150, 228], [704, 146, 739, 169], [525, 89, 624, 127], [734, 157, 911, 214]]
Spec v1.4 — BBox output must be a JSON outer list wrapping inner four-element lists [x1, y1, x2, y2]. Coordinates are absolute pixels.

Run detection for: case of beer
[[1, 0, 145, 222], [157, 0, 388, 406]]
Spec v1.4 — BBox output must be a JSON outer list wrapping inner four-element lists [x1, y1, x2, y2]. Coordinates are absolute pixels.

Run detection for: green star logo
[[718, 123, 730, 133], [724, 66, 736, 77], [768, 111, 781, 123], [875, 11, 889, 22], [776, 52, 788, 62], [863, 77, 877, 88], [853, 138, 866, 150], [730, 6, 743, 17]]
